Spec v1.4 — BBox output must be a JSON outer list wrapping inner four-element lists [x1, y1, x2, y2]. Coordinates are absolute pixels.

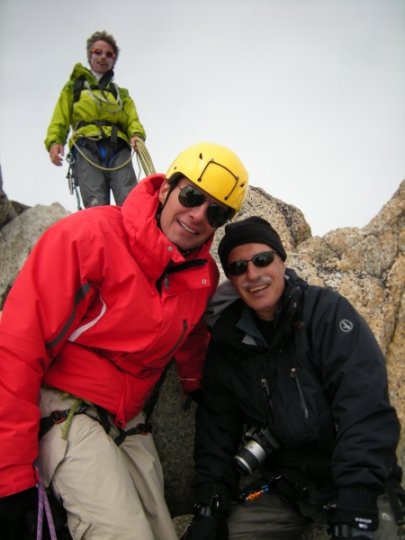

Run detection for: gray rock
[[0, 203, 70, 306]]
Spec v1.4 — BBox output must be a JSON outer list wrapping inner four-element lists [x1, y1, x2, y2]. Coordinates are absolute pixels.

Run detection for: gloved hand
[[0, 487, 38, 538], [328, 486, 378, 538], [181, 513, 228, 540]]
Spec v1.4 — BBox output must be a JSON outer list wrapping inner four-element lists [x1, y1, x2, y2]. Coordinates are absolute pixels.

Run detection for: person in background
[[0, 142, 248, 540], [183, 216, 404, 540], [44, 30, 146, 208]]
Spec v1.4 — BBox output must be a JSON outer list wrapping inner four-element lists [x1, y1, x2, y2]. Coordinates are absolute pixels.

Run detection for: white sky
[[0, 0, 404, 236]]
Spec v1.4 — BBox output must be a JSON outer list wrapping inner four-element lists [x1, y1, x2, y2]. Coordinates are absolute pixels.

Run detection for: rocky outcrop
[[0, 202, 70, 307], [0, 179, 403, 540]]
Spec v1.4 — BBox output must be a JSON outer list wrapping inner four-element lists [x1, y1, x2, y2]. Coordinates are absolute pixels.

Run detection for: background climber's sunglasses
[[91, 49, 116, 59], [177, 184, 233, 228], [227, 250, 277, 276]]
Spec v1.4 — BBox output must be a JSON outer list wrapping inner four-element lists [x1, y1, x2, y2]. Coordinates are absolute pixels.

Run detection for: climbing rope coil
[[134, 138, 156, 176]]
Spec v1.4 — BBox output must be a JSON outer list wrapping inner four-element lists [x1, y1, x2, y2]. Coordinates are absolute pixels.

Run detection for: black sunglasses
[[177, 184, 234, 228], [227, 250, 277, 276]]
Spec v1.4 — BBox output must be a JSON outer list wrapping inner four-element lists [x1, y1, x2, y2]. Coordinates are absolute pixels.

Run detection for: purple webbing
[[35, 465, 58, 540]]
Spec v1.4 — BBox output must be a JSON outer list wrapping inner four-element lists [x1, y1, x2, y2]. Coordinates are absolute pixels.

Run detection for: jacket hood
[[121, 174, 216, 282]]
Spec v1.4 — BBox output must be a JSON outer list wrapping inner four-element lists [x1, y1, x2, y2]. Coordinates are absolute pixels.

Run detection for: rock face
[[0, 178, 404, 539]]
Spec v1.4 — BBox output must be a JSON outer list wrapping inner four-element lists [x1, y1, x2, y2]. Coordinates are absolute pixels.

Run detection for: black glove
[[0, 487, 38, 539], [328, 486, 379, 537], [181, 513, 228, 540]]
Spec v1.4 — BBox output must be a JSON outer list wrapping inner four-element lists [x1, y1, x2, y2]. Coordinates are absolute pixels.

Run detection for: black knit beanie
[[218, 216, 287, 275]]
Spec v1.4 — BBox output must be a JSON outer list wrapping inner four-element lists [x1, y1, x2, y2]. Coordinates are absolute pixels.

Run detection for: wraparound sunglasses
[[177, 184, 234, 228], [227, 250, 277, 276]]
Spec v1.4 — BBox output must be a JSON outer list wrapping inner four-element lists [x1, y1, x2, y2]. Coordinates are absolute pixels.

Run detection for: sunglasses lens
[[206, 205, 231, 228], [92, 49, 114, 59], [227, 251, 276, 276], [227, 261, 248, 276], [253, 251, 275, 267], [177, 185, 233, 228], [178, 186, 206, 208]]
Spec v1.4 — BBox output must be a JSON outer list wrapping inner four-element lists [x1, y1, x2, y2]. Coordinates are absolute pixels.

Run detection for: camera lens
[[234, 440, 267, 474]]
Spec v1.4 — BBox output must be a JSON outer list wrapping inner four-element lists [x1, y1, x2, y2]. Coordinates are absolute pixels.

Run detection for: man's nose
[[245, 260, 261, 279], [188, 202, 208, 222]]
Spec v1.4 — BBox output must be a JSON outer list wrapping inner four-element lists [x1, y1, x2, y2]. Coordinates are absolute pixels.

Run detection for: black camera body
[[234, 426, 279, 475]]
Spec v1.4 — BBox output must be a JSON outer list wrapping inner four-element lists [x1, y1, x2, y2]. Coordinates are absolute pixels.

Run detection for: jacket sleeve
[[44, 81, 74, 151], [0, 219, 97, 496], [174, 258, 219, 393], [312, 289, 400, 492], [121, 89, 146, 141], [174, 318, 211, 393]]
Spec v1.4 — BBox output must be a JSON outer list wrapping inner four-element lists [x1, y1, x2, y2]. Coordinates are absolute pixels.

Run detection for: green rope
[[59, 393, 92, 440], [60, 397, 83, 440], [135, 138, 156, 176]]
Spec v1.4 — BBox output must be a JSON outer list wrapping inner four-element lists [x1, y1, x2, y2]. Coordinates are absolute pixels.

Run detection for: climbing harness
[[71, 137, 155, 174], [73, 75, 121, 110], [39, 395, 151, 446], [66, 138, 155, 210], [36, 394, 151, 539]]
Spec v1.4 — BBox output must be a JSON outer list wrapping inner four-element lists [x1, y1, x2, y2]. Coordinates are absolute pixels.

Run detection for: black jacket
[[192, 269, 400, 511]]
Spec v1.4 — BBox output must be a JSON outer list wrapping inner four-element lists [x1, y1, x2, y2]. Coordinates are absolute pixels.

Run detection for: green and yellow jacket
[[44, 63, 146, 151]]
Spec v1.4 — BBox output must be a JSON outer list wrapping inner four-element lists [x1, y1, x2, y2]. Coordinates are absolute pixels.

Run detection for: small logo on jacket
[[339, 319, 353, 333]]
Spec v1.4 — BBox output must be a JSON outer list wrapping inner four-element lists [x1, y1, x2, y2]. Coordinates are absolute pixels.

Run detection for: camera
[[234, 426, 279, 474]]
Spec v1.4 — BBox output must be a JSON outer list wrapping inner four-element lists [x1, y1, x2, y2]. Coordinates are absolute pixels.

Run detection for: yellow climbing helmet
[[166, 142, 249, 213]]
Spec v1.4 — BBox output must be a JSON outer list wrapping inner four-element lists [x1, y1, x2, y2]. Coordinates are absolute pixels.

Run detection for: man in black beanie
[[183, 216, 404, 540]]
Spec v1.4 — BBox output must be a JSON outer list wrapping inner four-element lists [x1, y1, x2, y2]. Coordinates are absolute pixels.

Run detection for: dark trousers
[[72, 140, 137, 207], [227, 490, 398, 539]]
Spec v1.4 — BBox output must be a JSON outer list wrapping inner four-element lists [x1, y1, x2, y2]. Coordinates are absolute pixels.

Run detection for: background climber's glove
[[328, 486, 378, 538], [0, 487, 38, 538]]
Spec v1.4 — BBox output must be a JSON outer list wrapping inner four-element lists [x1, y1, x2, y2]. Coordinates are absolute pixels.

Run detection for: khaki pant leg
[[39, 389, 155, 540], [119, 414, 178, 540]]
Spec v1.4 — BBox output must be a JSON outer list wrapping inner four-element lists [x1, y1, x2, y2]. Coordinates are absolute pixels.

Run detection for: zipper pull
[[261, 378, 270, 397], [290, 368, 309, 419]]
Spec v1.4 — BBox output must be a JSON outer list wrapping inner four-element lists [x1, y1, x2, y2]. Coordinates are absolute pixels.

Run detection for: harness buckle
[[50, 410, 67, 424], [135, 422, 151, 435]]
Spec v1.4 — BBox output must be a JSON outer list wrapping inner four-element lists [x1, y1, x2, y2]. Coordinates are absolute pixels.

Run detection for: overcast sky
[[0, 0, 404, 236]]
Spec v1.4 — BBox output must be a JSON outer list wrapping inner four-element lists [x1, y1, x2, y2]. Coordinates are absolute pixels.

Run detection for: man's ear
[[158, 180, 171, 204]]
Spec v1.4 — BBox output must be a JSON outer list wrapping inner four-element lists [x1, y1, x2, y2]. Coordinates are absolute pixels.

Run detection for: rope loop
[[71, 137, 156, 178]]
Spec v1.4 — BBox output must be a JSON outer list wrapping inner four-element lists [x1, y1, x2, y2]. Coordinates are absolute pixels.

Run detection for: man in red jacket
[[0, 142, 249, 539]]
